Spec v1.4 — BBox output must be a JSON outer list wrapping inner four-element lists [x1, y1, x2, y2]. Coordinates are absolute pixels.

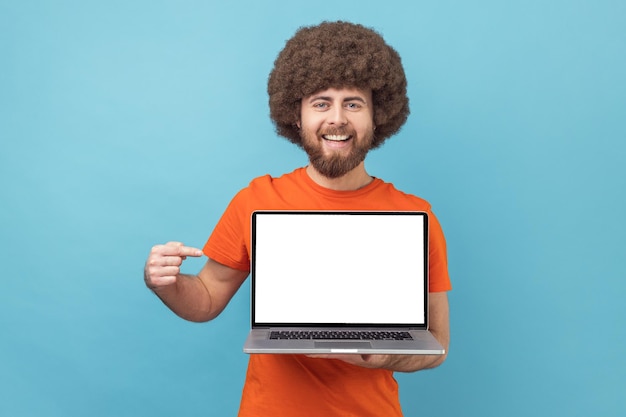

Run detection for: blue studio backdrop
[[1, 1, 625, 416]]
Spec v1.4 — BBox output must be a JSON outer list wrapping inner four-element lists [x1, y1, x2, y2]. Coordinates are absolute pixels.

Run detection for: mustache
[[318, 127, 356, 137]]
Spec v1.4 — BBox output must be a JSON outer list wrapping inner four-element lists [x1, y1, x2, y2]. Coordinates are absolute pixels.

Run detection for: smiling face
[[298, 87, 375, 179]]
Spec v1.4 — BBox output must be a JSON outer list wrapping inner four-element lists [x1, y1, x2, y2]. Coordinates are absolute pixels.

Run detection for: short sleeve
[[428, 211, 452, 292], [203, 188, 251, 271]]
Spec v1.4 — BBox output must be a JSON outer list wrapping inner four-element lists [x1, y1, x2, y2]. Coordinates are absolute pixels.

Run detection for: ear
[[295, 120, 301, 129]]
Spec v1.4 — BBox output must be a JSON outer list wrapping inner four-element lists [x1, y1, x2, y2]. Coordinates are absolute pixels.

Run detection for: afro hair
[[268, 21, 410, 149]]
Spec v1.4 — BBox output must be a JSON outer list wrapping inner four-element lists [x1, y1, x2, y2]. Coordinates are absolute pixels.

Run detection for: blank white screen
[[253, 213, 425, 324]]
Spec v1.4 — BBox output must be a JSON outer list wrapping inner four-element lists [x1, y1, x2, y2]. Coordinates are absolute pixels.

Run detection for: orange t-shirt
[[204, 167, 451, 417]]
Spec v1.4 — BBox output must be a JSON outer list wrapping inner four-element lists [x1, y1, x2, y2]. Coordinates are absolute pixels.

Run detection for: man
[[144, 21, 451, 417]]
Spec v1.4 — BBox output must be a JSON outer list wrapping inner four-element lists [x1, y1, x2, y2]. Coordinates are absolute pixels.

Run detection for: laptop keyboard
[[269, 330, 413, 341]]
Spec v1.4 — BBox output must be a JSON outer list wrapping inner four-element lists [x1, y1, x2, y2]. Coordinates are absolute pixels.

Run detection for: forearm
[[385, 292, 450, 372], [151, 273, 214, 322], [308, 349, 447, 373], [311, 292, 451, 372], [378, 351, 447, 373]]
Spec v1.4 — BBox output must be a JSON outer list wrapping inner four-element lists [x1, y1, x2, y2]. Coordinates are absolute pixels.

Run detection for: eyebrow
[[308, 95, 368, 104]]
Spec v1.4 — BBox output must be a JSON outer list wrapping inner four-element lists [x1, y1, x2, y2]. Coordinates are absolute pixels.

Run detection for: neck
[[305, 162, 373, 191]]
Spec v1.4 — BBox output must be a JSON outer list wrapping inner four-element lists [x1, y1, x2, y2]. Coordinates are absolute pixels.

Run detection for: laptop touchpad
[[314, 342, 372, 350]]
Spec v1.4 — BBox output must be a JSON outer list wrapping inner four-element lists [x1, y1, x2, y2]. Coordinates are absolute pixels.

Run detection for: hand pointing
[[144, 242, 203, 289]]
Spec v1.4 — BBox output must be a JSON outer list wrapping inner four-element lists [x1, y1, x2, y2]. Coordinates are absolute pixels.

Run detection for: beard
[[300, 126, 374, 179]]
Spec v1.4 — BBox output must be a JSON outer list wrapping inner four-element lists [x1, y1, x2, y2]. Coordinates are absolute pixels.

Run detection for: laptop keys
[[269, 330, 413, 340]]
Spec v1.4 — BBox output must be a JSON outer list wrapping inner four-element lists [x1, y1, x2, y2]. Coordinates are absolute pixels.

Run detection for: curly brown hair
[[268, 21, 410, 149]]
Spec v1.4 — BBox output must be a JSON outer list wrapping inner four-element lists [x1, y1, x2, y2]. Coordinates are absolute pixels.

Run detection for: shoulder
[[239, 168, 306, 201], [229, 168, 305, 209], [245, 168, 303, 190], [373, 179, 433, 211]]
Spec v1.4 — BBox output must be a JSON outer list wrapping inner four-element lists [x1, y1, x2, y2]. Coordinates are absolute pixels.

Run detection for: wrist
[[149, 278, 180, 300]]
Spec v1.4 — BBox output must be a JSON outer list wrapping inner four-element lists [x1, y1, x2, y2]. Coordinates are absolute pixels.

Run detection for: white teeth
[[323, 135, 350, 141]]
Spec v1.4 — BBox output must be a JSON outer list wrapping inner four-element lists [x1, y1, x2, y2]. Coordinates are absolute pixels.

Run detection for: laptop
[[243, 210, 445, 355]]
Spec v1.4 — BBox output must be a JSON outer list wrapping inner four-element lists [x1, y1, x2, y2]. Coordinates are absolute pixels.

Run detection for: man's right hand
[[144, 242, 204, 290]]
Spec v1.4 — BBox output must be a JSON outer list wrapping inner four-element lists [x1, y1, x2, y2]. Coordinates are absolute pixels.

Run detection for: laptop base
[[243, 328, 445, 355]]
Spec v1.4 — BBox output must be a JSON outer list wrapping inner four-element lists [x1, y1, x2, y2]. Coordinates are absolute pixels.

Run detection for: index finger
[[156, 242, 203, 257], [175, 245, 204, 257]]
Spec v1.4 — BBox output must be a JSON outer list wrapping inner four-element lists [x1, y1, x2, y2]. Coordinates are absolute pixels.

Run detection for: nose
[[327, 105, 348, 126]]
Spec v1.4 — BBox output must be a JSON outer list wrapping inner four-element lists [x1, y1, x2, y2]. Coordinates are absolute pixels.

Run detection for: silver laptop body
[[243, 210, 445, 355]]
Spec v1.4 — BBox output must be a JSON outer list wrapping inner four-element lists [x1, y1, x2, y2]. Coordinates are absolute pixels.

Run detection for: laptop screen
[[251, 211, 428, 327]]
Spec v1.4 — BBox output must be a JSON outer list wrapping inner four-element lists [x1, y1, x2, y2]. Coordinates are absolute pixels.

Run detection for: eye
[[345, 102, 362, 110], [312, 102, 329, 110]]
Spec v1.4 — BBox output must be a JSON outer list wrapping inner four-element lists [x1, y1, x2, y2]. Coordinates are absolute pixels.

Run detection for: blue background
[[1, 1, 625, 416]]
